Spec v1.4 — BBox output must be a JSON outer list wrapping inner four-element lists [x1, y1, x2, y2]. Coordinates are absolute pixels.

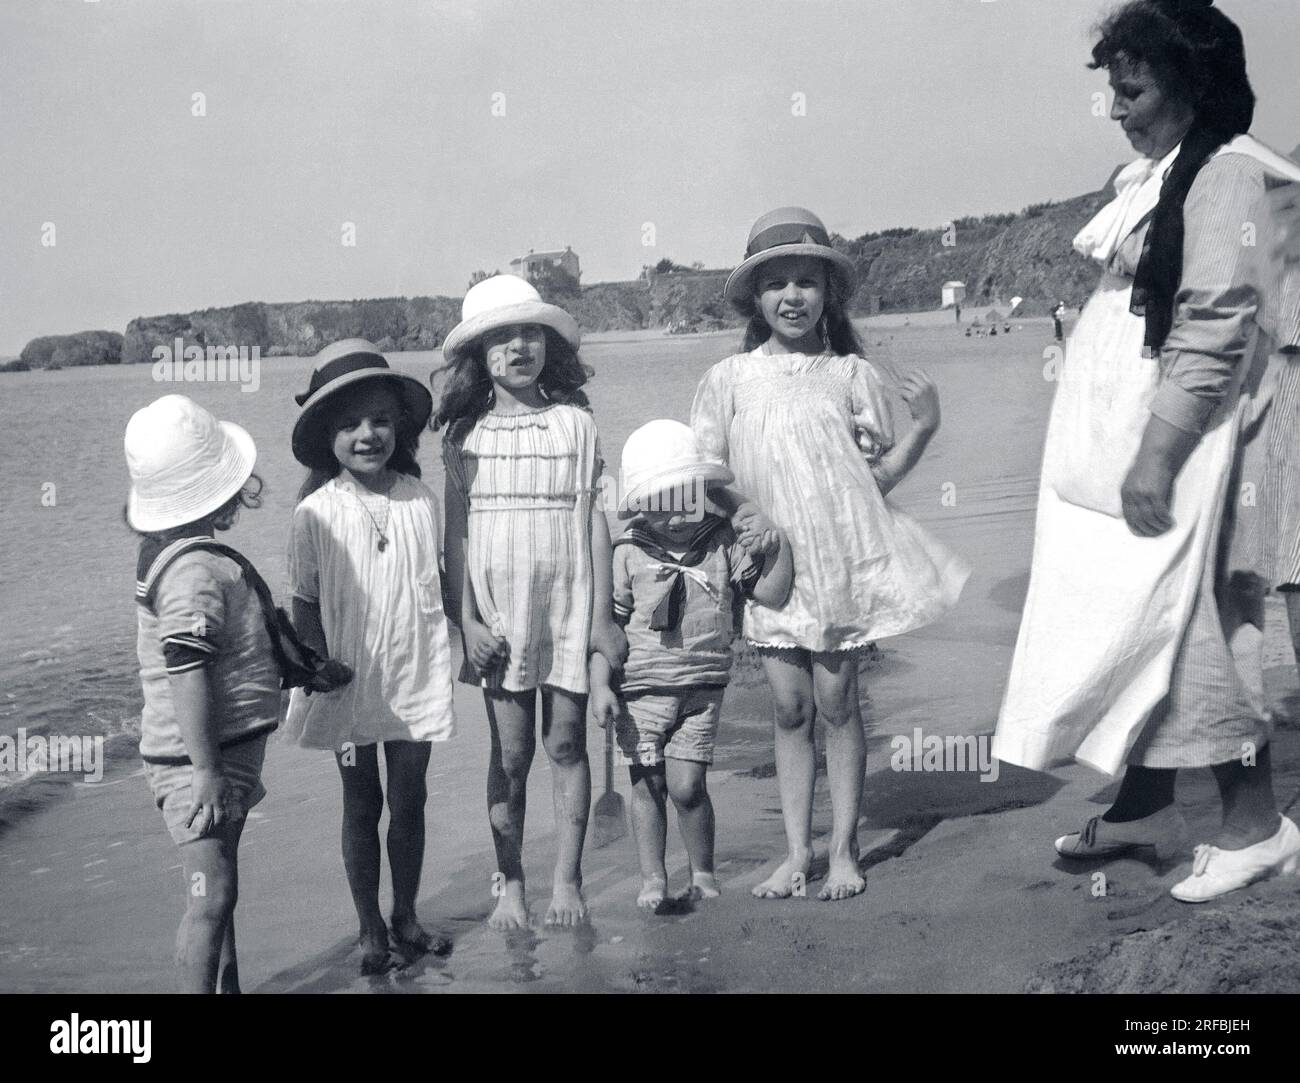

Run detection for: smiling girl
[[287, 339, 456, 974], [692, 208, 968, 901]]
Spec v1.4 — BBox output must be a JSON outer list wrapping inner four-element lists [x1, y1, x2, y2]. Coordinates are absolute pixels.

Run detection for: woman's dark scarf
[[1126, 0, 1254, 354]]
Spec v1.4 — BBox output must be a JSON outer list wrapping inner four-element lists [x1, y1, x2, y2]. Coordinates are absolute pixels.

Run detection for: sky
[[2, 0, 1297, 355]]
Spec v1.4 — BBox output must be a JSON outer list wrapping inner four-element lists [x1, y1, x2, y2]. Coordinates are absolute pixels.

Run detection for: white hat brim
[[723, 245, 857, 311], [618, 461, 734, 519], [441, 300, 581, 362], [127, 421, 257, 532]]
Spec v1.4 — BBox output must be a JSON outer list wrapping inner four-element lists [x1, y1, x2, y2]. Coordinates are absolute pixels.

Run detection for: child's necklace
[[347, 480, 393, 551]]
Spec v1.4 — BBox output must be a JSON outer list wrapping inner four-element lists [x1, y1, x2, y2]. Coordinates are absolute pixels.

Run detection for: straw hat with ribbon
[[723, 206, 857, 314], [291, 338, 433, 470], [440, 274, 580, 364], [618, 419, 733, 520], [125, 394, 258, 532]]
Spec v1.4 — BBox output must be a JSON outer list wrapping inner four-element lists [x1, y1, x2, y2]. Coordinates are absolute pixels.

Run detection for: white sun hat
[[618, 419, 734, 519], [440, 274, 580, 363], [125, 394, 257, 532]]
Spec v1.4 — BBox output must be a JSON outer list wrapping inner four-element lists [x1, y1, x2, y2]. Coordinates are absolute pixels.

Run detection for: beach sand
[[1, 319, 1297, 993]]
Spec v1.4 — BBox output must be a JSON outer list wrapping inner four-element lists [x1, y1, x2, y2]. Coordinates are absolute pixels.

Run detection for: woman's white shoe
[[1169, 815, 1300, 903], [1054, 805, 1187, 861]]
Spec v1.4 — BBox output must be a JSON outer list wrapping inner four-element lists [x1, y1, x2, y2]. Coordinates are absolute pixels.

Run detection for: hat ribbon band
[[295, 351, 389, 405], [746, 221, 832, 257]]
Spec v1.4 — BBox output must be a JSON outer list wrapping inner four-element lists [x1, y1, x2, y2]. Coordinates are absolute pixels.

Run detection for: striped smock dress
[[444, 403, 601, 694]]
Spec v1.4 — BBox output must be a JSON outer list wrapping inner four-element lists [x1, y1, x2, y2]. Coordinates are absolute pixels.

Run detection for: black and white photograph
[[2, 0, 1299, 1026]]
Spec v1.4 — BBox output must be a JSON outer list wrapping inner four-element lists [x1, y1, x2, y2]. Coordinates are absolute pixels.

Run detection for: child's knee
[[344, 788, 385, 828], [498, 745, 533, 781], [544, 731, 587, 767], [667, 771, 707, 809], [773, 697, 813, 731], [816, 695, 857, 728]]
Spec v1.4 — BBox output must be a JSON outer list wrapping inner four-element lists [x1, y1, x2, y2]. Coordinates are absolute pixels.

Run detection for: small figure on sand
[[692, 207, 969, 901], [286, 339, 456, 974], [435, 275, 628, 930], [126, 395, 350, 992], [590, 420, 792, 912]]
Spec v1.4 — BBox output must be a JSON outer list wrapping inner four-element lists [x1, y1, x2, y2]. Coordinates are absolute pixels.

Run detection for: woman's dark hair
[[123, 474, 265, 541], [430, 326, 593, 442], [739, 260, 866, 357], [296, 392, 424, 504], [1090, 0, 1254, 352]]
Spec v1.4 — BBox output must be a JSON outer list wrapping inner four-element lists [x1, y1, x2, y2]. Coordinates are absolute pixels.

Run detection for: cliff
[[19, 331, 123, 370]]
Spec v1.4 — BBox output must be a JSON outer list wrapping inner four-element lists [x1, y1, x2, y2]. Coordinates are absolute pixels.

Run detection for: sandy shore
[[2, 320, 1297, 993]]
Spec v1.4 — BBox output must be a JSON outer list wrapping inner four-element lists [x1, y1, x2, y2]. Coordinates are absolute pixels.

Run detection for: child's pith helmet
[[724, 207, 857, 314], [440, 274, 580, 364], [124, 394, 257, 531]]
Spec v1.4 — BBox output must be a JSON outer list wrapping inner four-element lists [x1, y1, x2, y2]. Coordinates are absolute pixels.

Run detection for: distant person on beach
[[287, 339, 457, 974], [125, 395, 345, 992], [995, 0, 1300, 900], [1052, 301, 1066, 340], [436, 275, 628, 930], [590, 420, 792, 912], [692, 207, 969, 901]]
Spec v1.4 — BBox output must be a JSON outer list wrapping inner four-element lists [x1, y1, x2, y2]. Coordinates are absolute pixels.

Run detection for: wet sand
[[1, 319, 1297, 993]]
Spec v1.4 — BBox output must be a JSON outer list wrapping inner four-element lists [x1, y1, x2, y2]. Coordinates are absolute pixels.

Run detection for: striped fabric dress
[[444, 403, 600, 694]]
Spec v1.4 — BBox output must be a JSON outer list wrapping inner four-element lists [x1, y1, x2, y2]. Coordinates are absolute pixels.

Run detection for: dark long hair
[[430, 327, 593, 444], [296, 398, 423, 504], [1090, 0, 1255, 353], [739, 260, 865, 357]]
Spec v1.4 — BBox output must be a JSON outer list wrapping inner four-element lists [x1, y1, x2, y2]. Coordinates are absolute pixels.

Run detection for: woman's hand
[[185, 766, 233, 837], [589, 619, 628, 673], [1120, 453, 1177, 536], [463, 618, 508, 676], [900, 370, 941, 435]]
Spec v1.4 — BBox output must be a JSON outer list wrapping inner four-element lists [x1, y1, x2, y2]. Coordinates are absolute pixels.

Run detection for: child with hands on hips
[[692, 207, 968, 902], [590, 420, 792, 911], [287, 339, 457, 975], [435, 275, 627, 931]]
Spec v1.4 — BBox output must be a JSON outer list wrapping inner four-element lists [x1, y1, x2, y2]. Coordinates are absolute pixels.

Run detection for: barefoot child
[[435, 275, 627, 929], [127, 395, 348, 992], [590, 420, 792, 911], [287, 339, 457, 974], [692, 207, 969, 901]]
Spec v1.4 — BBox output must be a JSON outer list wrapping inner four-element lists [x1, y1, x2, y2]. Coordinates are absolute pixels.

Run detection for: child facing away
[[287, 339, 457, 975], [692, 207, 970, 901], [126, 394, 349, 993], [590, 420, 792, 912], [435, 274, 628, 930]]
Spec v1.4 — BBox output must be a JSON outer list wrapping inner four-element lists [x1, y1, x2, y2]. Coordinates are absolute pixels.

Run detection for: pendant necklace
[[349, 479, 393, 551]]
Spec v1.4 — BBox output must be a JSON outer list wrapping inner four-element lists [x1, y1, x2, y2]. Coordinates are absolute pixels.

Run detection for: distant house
[[941, 281, 967, 308], [510, 246, 580, 284]]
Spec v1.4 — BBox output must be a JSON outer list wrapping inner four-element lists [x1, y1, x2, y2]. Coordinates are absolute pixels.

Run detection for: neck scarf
[[615, 517, 727, 631]]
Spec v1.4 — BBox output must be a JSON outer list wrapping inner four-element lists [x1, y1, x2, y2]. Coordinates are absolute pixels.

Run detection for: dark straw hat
[[291, 338, 433, 469], [723, 207, 857, 313]]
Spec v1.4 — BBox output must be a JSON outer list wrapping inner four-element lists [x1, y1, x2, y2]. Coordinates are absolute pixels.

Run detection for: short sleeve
[[154, 554, 226, 670], [611, 545, 634, 621], [287, 502, 321, 604], [850, 357, 895, 462], [1152, 155, 1266, 434], [690, 361, 734, 466], [442, 432, 470, 512]]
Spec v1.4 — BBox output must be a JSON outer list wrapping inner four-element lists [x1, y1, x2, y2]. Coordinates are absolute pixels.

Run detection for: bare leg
[[175, 815, 243, 994], [1287, 592, 1300, 668], [485, 689, 535, 930], [384, 740, 439, 953], [753, 650, 815, 898], [1210, 742, 1281, 849], [540, 687, 590, 926], [335, 745, 389, 973], [628, 764, 669, 910], [666, 758, 718, 901], [812, 653, 866, 900]]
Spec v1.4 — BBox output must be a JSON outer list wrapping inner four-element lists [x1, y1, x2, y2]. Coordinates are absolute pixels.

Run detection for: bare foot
[[752, 849, 812, 899], [391, 913, 450, 956], [359, 923, 393, 975], [637, 876, 668, 911], [675, 871, 720, 902], [488, 881, 530, 931], [545, 880, 589, 927], [818, 855, 866, 901]]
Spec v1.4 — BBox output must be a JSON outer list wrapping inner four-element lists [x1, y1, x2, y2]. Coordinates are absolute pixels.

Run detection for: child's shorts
[[614, 686, 725, 767], [141, 734, 269, 846]]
